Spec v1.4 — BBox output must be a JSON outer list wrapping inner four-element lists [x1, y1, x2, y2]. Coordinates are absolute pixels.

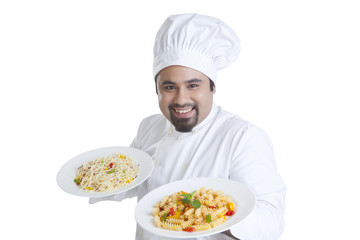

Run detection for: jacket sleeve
[[229, 125, 286, 240]]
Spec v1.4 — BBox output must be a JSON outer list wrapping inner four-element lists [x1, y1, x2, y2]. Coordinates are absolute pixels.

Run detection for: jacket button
[[168, 127, 173, 134], [154, 159, 160, 167], [138, 228, 143, 238]]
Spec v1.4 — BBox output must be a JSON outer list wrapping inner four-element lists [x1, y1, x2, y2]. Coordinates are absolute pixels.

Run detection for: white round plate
[[56, 146, 153, 197], [135, 177, 256, 238]]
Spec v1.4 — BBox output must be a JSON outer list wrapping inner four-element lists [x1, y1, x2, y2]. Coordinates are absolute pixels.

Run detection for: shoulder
[[214, 108, 276, 166], [137, 113, 167, 135], [139, 113, 166, 126], [215, 107, 270, 142], [133, 113, 168, 146], [131, 113, 168, 150], [216, 107, 251, 132]]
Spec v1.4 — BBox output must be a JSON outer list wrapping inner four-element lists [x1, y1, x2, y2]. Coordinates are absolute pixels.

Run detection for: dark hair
[[155, 77, 215, 94], [209, 79, 215, 91]]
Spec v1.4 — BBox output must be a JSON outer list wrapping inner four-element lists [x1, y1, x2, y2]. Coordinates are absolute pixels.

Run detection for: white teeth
[[175, 108, 192, 114]]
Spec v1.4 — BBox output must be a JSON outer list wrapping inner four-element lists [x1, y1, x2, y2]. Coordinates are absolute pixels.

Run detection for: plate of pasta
[[56, 146, 153, 197], [135, 178, 256, 238]]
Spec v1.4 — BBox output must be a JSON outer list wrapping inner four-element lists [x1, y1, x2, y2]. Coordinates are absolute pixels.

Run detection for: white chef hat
[[153, 13, 240, 83]]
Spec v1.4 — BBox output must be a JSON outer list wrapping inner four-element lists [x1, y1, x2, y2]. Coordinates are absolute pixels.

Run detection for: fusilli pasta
[[153, 187, 236, 232]]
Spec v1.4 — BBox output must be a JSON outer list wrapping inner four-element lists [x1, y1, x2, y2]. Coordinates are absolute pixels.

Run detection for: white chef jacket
[[90, 104, 286, 240]]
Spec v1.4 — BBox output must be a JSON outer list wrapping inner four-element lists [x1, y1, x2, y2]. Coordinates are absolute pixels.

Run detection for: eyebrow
[[160, 78, 203, 85], [187, 78, 202, 84]]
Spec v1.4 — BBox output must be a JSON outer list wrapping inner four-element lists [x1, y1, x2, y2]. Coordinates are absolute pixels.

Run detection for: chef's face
[[156, 65, 216, 132]]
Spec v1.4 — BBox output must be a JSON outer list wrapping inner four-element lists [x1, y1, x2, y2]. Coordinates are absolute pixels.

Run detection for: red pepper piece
[[109, 163, 113, 169], [225, 210, 235, 216], [169, 207, 175, 216], [183, 227, 195, 232]]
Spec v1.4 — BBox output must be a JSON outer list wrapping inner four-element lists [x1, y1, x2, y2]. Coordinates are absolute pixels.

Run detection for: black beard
[[169, 104, 199, 132]]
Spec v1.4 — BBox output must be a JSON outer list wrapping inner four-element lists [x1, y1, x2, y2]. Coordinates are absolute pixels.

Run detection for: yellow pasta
[[194, 216, 203, 225], [166, 218, 183, 225], [193, 223, 212, 231], [210, 207, 227, 219], [181, 218, 195, 229], [183, 208, 195, 216], [159, 196, 169, 207], [200, 205, 211, 217], [213, 195, 227, 206], [210, 216, 226, 228], [153, 187, 236, 232], [195, 208, 202, 218], [200, 199, 214, 206], [154, 215, 162, 228], [162, 222, 182, 231], [152, 207, 160, 216]]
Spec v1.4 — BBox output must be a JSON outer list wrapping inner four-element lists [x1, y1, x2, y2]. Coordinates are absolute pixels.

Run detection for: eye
[[188, 84, 199, 88], [164, 85, 176, 90]]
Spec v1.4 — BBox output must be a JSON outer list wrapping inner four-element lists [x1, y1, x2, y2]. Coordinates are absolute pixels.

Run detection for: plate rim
[[135, 177, 256, 238]]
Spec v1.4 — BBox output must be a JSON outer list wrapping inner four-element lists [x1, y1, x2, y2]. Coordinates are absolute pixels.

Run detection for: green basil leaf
[[191, 199, 201, 209], [206, 214, 211, 223], [181, 198, 191, 204]]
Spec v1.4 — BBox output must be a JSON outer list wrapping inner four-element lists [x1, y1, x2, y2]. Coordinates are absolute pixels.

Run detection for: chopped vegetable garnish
[[168, 211, 181, 219], [106, 169, 115, 174], [191, 199, 201, 209], [183, 227, 195, 232], [161, 213, 167, 222], [181, 191, 201, 209], [169, 207, 175, 216], [126, 178, 134, 183], [225, 210, 235, 216], [73, 178, 80, 185], [227, 202, 234, 211], [206, 214, 212, 223]]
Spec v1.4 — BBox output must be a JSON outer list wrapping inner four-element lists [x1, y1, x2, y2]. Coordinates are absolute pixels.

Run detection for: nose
[[173, 87, 190, 106]]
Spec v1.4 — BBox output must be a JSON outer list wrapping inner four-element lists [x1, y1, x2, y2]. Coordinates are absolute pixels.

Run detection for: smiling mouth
[[174, 108, 193, 114], [171, 105, 196, 118]]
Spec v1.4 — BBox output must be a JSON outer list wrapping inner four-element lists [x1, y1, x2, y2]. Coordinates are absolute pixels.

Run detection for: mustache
[[168, 103, 197, 109]]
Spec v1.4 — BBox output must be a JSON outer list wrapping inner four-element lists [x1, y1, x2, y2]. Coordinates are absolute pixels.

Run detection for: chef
[[91, 13, 286, 240]]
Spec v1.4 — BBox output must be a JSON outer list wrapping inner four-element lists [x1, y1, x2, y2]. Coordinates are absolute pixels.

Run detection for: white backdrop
[[1, 0, 359, 239]]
